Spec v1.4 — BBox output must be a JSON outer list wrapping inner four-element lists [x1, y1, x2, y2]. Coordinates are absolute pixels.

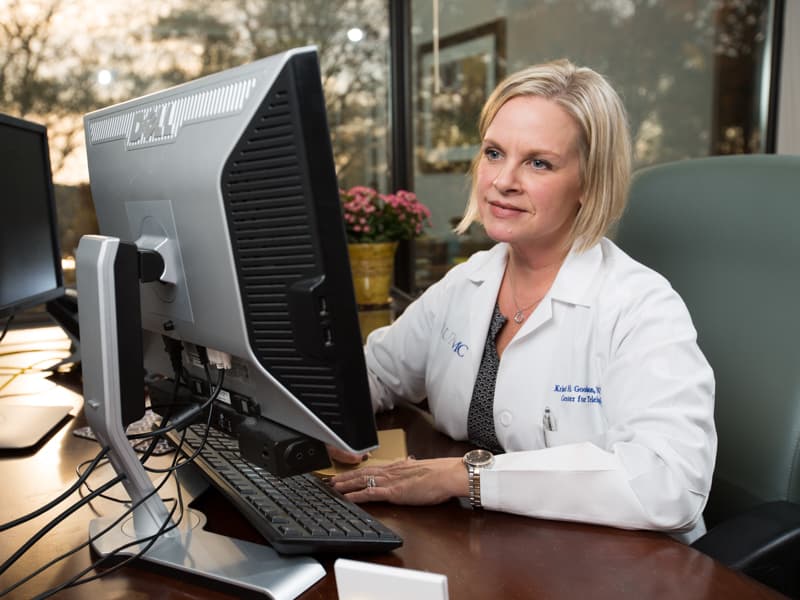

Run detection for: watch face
[[465, 449, 494, 467]]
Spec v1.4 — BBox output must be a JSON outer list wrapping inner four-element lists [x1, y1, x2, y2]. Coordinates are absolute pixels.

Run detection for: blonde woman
[[331, 60, 716, 543]]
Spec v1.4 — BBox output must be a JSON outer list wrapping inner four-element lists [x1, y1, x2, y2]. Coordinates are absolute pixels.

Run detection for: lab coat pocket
[[543, 427, 573, 448], [542, 409, 605, 448]]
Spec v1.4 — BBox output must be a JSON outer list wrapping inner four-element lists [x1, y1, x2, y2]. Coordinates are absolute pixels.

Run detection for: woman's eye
[[484, 148, 501, 160], [531, 158, 551, 170]]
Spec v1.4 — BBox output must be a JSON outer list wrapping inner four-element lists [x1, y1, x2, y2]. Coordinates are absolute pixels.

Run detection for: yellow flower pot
[[347, 242, 398, 307]]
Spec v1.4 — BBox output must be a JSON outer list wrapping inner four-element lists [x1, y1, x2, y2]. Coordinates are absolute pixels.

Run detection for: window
[[0, 0, 390, 290], [0, 0, 783, 302], [408, 0, 780, 293]]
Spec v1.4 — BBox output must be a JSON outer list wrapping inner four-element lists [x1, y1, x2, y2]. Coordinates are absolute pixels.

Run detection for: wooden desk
[[0, 395, 783, 599]]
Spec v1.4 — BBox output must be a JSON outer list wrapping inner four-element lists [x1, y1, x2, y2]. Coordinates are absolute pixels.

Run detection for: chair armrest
[[692, 500, 800, 569], [692, 500, 800, 596]]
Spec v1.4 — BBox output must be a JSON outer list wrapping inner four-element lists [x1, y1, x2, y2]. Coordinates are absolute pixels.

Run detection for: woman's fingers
[[330, 458, 463, 505]]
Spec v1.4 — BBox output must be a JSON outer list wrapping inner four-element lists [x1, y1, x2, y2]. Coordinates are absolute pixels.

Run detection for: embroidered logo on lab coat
[[440, 324, 469, 357], [552, 384, 602, 404]]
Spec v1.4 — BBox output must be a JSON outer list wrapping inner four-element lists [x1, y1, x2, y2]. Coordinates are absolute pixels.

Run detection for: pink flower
[[340, 185, 431, 243]]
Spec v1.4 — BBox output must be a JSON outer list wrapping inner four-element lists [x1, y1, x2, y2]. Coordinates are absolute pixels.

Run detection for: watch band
[[464, 449, 494, 510], [467, 463, 483, 509]]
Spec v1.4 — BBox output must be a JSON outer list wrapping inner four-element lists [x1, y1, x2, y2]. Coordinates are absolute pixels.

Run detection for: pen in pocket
[[543, 407, 557, 432]]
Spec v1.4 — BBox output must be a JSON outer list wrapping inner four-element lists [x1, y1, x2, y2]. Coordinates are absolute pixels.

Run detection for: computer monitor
[[78, 47, 377, 594], [82, 46, 377, 455], [0, 114, 64, 319], [0, 114, 78, 450]]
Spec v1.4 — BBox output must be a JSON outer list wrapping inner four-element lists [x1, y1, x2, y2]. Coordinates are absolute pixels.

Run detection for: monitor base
[[89, 507, 324, 600]]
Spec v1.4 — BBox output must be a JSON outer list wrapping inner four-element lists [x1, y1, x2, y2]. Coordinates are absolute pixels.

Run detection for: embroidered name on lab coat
[[553, 384, 602, 404]]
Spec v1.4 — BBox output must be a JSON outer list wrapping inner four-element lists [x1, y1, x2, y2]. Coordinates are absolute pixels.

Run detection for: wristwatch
[[463, 449, 495, 509]]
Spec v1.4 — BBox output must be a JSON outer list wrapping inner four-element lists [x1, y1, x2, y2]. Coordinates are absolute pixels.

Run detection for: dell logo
[[129, 103, 174, 144]]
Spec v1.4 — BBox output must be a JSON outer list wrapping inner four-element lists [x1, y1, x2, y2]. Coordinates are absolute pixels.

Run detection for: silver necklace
[[508, 268, 544, 324]]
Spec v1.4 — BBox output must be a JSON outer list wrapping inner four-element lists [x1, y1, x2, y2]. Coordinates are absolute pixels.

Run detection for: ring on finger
[[366, 475, 377, 489]]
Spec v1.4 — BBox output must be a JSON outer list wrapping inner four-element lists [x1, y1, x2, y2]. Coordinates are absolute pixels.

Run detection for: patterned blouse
[[466, 303, 506, 453]]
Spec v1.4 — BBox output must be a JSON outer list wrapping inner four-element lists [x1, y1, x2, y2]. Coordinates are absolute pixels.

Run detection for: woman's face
[[476, 95, 583, 252]]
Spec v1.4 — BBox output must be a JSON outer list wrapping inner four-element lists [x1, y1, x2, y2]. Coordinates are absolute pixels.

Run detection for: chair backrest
[[614, 154, 800, 527]]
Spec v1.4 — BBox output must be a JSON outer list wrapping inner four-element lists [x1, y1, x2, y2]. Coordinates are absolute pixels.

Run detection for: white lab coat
[[364, 238, 716, 542]]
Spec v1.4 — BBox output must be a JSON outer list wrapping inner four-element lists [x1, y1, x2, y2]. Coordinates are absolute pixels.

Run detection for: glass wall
[[0, 0, 391, 289], [0, 0, 782, 303], [409, 0, 778, 292]]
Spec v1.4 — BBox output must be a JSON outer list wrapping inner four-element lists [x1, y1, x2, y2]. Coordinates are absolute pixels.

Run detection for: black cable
[[73, 364, 203, 504], [143, 400, 213, 475], [74, 369, 184, 505], [31, 428, 190, 599], [161, 336, 187, 388], [141, 365, 222, 475], [134, 369, 182, 460], [128, 368, 225, 440], [43, 482, 183, 598], [0, 460, 182, 597], [75, 457, 127, 504], [74, 372, 187, 505], [0, 446, 111, 532], [1, 497, 177, 598], [0, 314, 14, 343], [2, 421, 191, 598], [0, 469, 178, 598], [0, 473, 126, 577], [2, 348, 223, 595], [76, 457, 178, 506]]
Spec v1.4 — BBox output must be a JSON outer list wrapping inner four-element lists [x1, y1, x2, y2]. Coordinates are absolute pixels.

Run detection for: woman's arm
[[363, 276, 445, 412]]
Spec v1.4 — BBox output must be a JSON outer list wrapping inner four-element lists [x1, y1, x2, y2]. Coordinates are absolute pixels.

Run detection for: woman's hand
[[330, 457, 468, 505]]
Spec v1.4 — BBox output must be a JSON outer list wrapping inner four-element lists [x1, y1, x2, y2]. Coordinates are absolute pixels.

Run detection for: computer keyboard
[[172, 423, 403, 555]]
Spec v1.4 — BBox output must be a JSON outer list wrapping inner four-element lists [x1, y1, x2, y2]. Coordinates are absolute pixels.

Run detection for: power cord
[[1, 405, 197, 597], [0, 343, 227, 596], [2, 440, 187, 599], [128, 368, 224, 440], [74, 372, 186, 505], [37, 483, 184, 599], [32, 411, 196, 599], [0, 445, 110, 532], [0, 472, 126, 578]]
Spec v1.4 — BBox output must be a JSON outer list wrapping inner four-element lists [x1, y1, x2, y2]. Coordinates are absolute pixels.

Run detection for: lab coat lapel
[[466, 244, 507, 377], [520, 294, 553, 335], [514, 243, 601, 339]]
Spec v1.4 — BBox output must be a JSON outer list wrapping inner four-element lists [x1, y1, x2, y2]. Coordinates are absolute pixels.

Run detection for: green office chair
[[614, 154, 800, 597]]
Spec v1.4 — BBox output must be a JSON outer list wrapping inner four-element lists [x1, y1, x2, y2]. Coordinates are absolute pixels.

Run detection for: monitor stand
[[76, 235, 325, 599]]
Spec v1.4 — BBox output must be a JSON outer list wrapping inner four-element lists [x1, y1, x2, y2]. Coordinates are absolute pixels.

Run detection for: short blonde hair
[[456, 59, 632, 252]]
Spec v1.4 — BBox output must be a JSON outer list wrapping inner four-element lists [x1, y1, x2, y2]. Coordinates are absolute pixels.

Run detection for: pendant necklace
[[508, 267, 545, 324]]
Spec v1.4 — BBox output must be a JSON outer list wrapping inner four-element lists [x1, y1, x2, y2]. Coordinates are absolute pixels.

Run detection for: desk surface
[[0, 331, 783, 599]]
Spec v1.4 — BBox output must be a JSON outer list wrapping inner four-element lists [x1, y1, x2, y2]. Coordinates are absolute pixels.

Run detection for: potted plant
[[340, 186, 431, 306]]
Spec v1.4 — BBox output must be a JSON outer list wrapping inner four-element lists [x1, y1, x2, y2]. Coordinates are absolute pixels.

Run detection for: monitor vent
[[221, 70, 343, 429]]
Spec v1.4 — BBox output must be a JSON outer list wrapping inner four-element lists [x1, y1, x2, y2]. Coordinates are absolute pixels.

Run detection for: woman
[[331, 59, 716, 543]]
